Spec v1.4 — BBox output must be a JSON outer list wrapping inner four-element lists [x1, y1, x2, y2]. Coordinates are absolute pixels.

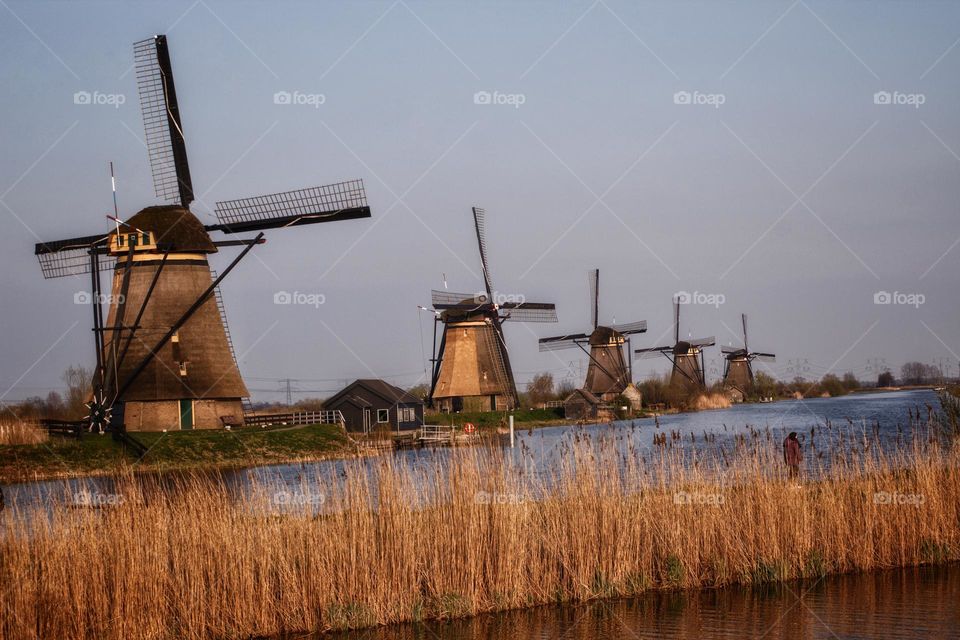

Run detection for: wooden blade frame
[[134, 35, 194, 207], [212, 180, 370, 233]]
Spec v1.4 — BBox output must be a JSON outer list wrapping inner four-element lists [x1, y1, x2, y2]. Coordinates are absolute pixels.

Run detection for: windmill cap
[[589, 326, 622, 345], [117, 205, 216, 253]]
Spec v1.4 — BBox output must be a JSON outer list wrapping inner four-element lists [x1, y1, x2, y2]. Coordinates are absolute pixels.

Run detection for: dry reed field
[[1, 425, 957, 639], [0, 419, 47, 446]]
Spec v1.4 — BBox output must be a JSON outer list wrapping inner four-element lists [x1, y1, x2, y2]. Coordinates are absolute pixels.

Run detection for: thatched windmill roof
[[118, 206, 216, 253]]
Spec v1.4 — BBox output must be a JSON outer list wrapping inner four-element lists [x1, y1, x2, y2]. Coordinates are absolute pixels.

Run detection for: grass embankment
[[0, 423, 349, 484], [1, 426, 957, 639], [434, 407, 567, 430]]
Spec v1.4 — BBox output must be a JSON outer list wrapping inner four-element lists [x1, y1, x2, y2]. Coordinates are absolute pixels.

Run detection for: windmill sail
[[589, 268, 599, 329], [134, 35, 194, 207], [35, 234, 115, 279], [212, 180, 370, 233], [472, 207, 493, 298], [609, 320, 647, 335]]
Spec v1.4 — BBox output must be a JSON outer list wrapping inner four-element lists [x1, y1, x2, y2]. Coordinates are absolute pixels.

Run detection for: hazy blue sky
[[2, 1, 959, 403]]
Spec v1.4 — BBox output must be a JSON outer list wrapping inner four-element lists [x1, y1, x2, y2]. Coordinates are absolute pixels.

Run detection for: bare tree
[[62, 365, 92, 419], [527, 373, 555, 407]]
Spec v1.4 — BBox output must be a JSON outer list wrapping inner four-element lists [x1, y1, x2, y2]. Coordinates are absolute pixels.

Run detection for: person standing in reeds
[[783, 432, 803, 478]]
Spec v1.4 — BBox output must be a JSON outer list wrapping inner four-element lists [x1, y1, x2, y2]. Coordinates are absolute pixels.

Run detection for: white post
[[509, 414, 515, 448]]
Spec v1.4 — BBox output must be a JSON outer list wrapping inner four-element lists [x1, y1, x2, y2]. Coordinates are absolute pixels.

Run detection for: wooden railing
[[38, 419, 85, 438], [419, 424, 456, 443], [243, 410, 345, 428]]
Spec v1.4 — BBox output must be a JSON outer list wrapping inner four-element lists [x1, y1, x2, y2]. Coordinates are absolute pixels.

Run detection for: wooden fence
[[242, 410, 345, 428], [38, 419, 85, 439]]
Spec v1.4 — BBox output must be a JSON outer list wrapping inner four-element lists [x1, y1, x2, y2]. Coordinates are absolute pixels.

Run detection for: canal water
[[321, 564, 960, 640], [0, 389, 942, 509]]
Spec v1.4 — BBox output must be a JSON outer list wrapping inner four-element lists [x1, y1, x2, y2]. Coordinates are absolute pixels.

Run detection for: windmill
[[721, 313, 775, 395], [538, 269, 646, 400], [634, 299, 715, 392], [427, 207, 557, 412], [33, 35, 371, 434]]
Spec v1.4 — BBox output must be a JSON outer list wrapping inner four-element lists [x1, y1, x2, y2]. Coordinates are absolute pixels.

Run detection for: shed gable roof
[[326, 379, 422, 408]]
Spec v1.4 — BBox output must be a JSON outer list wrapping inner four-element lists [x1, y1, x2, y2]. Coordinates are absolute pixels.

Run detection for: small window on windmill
[[377, 409, 389, 423], [110, 230, 157, 254], [179, 362, 188, 377]]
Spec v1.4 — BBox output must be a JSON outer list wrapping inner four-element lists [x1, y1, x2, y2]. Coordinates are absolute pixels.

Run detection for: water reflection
[[321, 565, 959, 639]]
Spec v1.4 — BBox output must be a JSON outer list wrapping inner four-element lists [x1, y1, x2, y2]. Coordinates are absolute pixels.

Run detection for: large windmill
[[634, 299, 715, 392], [427, 207, 557, 413], [721, 313, 775, 395], [538, 269, 646, 400], [34, 35, 371, 433]]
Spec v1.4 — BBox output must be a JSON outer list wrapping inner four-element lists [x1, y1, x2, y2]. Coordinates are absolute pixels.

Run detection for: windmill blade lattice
[[35, 235, 115, 279], [609, 320, 647, 335], [472, 207, 493, 297], [499, 301, 558, 323], [430, 289, 487, 307], [134, 35, 193, 206], [538, 333, 590, 352], [634, 346, 672, 360], [589, 268, 599, 329], [213, 180, 370, 233]]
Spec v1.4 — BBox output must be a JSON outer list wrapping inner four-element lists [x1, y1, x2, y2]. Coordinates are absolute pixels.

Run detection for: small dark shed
[[563, 388, 601, 420], [563, 388, 617, 422], [325, 379, 424, 433]]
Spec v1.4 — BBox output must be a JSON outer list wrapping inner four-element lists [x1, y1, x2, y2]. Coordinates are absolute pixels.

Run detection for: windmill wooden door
[[362, 409, 371, 434], [179, 399, 194, 430]]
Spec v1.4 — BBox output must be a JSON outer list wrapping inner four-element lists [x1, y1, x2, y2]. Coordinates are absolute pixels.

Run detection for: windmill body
[[635, 300, 715, 394], [101, 207, 248, 430], [671, 341, 709, 392], [539, 269, 646, 402], [581, 327, 630, 397], [432, 299, 516, 412], [34, 35, 371, 433], [429, 208, 557, 413], [721, 313, 775, 397]]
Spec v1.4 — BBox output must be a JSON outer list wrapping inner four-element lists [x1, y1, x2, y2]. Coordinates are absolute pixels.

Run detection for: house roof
[[564, 388, 601, 405], [325, 379, 422, 408]]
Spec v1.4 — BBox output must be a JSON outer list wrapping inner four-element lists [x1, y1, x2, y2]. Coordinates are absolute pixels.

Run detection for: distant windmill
[[428, 207, 558, 412], [634, 299, 715, 391], [721, 313, 775, 394], [33, 35, 371, 433], [538, 269, 646, 399]]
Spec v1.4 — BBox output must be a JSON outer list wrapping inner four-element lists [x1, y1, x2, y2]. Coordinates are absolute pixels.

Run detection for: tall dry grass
[[0, 426, 957, 639], [691, 392, 732, 410], [0, 417, 47, 445]]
